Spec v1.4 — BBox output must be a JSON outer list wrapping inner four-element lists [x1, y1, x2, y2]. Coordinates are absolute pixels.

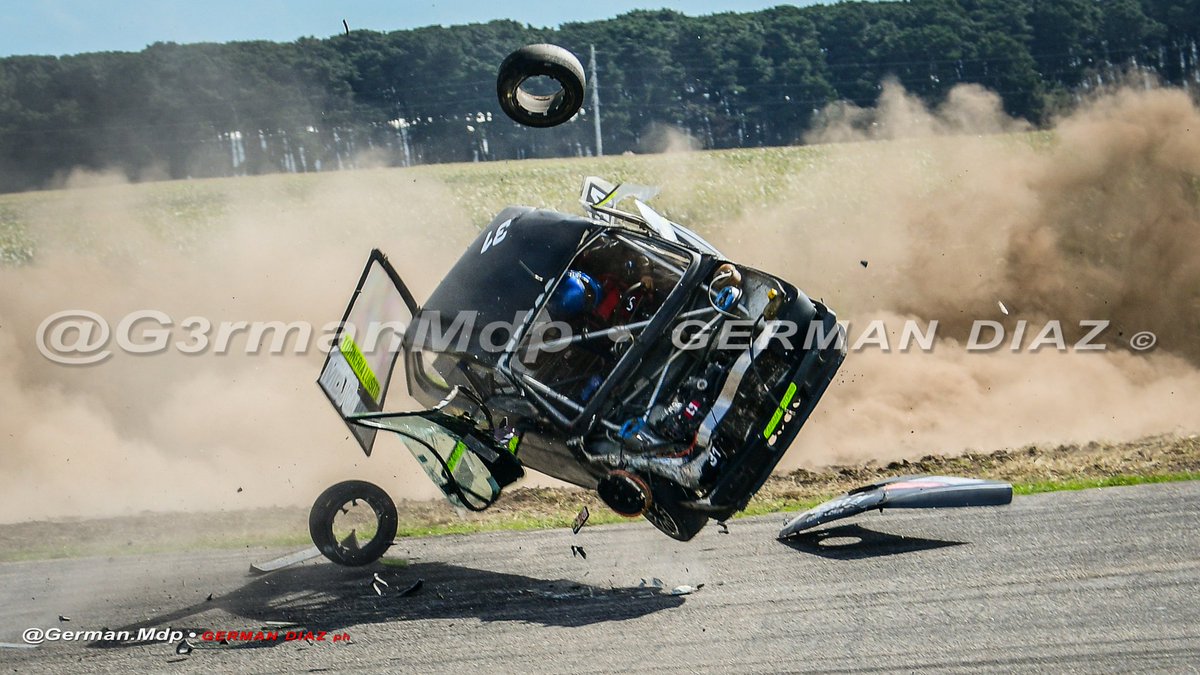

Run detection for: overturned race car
[[310, 178, 846, 565]]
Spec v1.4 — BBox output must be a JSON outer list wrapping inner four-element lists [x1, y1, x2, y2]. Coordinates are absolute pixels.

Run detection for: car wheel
[[643, 482, 708, 541], [309, 480, 399, 566], [496, 43, 586, 128]]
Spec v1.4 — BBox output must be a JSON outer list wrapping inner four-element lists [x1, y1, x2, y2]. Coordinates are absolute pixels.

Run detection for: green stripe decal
[[339, 333, 381, 401], [763, 382, 798, 439], [446, 441, 466, 473], [507, 435, 521, 455]]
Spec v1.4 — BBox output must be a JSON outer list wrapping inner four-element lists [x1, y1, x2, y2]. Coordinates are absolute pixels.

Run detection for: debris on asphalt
[[249, 546, 322, 575], [368, 570, 423, 598], [572, 506, 590, 534], [780, 475, 1013, 538], [205, 594, 213, 602], [570, 545, 588, 559], [398, 578, 424, 597], [370, 571, 415, 597], [998, 300, 1009, 315], [175, 639, 193, 655], [637, 578, 703, 595], [236, 487, 243, 493], [0, 642, 38, 650], [860, 260, 868, 268], [58, 615, 70, 622]]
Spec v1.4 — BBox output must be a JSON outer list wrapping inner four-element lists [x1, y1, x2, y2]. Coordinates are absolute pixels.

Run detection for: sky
[[0, 0, 828, 58]]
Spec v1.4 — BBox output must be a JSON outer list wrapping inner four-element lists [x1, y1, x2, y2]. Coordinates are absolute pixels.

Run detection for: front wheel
[[309, 480, 398, 566], [643, 482, 708, 541]]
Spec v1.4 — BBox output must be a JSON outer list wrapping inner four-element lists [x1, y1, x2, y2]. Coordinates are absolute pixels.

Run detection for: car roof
[[419, 207, 599, 363]]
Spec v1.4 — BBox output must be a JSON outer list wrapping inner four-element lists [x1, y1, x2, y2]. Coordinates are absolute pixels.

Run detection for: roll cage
[[498, 228, 703, 433]]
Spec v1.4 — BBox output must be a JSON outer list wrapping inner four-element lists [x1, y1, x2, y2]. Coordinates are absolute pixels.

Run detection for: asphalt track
[[1, 482, 1198, 673]]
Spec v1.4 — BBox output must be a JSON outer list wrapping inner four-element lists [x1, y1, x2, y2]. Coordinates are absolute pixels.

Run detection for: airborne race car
[[310, 177, 846, 565]]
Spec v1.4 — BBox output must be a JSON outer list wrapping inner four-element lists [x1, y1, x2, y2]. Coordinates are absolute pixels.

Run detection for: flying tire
[[496, 43, 586, 128]]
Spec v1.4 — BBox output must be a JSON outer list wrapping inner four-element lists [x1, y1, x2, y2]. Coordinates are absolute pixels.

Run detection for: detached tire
[[496, 44, 586, 128], [309, 480, 398, 567]]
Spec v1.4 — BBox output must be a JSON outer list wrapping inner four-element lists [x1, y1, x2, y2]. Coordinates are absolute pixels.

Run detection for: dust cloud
[[0, 169, 478, 522], [728, 81, 1200, 466], [639, 123, 703, 154]]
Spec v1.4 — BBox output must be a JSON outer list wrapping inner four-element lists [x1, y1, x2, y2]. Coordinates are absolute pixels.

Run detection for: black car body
[[316, 178, 845, 552]]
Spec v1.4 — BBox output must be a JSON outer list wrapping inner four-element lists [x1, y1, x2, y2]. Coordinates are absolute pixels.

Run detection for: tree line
[[0, 0, 1197, 192]]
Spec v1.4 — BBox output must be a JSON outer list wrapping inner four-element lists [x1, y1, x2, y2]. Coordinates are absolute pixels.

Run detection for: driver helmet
[[623, 254, 652, 282], [549, 270, 601, 317]]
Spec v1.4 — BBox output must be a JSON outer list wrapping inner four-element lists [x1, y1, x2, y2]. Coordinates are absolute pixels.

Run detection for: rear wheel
[[309, 480, 398, 566]]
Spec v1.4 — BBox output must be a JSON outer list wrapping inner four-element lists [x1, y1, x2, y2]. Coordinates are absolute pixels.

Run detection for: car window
[[512, 233, 690, 413]]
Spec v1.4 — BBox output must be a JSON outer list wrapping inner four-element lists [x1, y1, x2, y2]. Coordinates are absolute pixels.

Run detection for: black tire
[[643, 482, 708, 542], [309, 480, 398, 567], [496, 44, 586, 128]]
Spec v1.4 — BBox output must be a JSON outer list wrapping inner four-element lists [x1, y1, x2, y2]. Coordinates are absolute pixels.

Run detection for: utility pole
[[590, 44, 603, 157]]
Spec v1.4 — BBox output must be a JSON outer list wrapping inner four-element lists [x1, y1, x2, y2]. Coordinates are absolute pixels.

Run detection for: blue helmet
[[550, 270, 601, 317]]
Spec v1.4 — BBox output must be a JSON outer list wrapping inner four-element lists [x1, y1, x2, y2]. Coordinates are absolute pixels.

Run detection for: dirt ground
[[2, 433, 1195, 563]]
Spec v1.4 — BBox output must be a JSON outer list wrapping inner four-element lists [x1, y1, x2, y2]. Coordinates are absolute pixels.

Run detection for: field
[[0, 146, 820, 258]]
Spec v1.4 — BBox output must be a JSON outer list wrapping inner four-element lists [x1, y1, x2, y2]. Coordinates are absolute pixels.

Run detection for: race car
[[310, 177, 847, 565]]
